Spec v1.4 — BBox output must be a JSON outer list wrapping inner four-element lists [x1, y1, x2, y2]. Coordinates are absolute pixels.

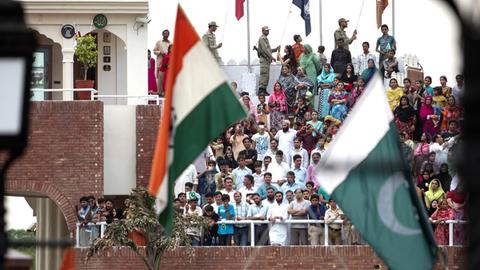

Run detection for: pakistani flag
[[149, 5, 247, 234], [314, 74, 437, 269]]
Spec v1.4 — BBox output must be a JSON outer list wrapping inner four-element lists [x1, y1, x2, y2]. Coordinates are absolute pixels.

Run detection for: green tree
[[75, 34, 97, 80], [7, 229, 36, 268], [87, 188, 209, 270]]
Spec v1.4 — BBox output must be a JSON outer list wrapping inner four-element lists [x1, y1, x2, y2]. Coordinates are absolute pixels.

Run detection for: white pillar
[[126, 22, 148, 105], [62, 48, 75, 101]]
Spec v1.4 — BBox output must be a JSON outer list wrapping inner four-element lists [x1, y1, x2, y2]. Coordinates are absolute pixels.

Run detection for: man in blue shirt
[[247, 193, 269, 245], [307, 194, 326, 245], [282, 171, 306, 195], [257, 172, 278, 200], [217, 194, 235, 246]]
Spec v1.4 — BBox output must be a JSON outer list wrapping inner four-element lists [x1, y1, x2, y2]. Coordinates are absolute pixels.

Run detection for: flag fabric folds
[[314, 74, 437, 270], [376, 0, 389, 28], [236, 0, 245, 20], [293, 0, 311, 36], [148, 5, 247, 234]]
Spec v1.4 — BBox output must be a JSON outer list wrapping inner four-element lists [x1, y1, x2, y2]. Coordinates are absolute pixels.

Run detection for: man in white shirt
[[267, 191, 289, 246], [252, 123, 271, 162], [275, 120, 297, 162], [262, 186, 276, 207], [288, 188, 310, 245], [324, 199, 344, 245], [233, 191, 250, 246], [174, 164, 197, 197], [232, 156, 252, 190], [264, 139, 285, 162], [248, 193, 269, 245], [238, 175, 257, 203], [267, 151, 290, 184], [356, 41, 376, 75], [290, 137, 309, 168], [220, 177, 236, 202], [184, 197, 203, 246]]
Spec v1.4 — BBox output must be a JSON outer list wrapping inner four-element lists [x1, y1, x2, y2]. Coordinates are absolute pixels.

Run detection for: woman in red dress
[[160, 45, 172, 92], [147, 50, 158, 95], [429, 199, 455, 245]]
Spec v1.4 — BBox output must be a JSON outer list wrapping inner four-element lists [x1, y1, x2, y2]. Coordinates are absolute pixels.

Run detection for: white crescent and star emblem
[[304, 2, 310, 18], [377, 172, 422, 236]]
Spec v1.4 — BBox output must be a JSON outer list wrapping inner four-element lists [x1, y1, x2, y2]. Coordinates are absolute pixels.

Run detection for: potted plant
[[74, 34, 97, 100]]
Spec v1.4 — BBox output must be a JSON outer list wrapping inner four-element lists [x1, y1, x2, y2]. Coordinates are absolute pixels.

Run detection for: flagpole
[[319, 0, 323, 45], [246, 0, 251, 73], [392, 0, 395, 37]]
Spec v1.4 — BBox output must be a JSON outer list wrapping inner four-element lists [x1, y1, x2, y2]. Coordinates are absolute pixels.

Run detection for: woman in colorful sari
[[446, 184, 467, 244], [299, 44, 321, 91], [360, 58, 377, 86], [350, 77, 366, 109], [429, 199, 455, 245], [328, 82, 349, 122], [442, 96, 462, 131], [424, 179, 445, 211], [317, 63, 335, 118], [268, 82, 288, 130], [278, 65, 297, 118], [419, 96, 439, 138], [393, 96, 416, 139]]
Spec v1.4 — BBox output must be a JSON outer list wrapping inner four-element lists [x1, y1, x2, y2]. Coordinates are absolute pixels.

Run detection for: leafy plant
[[87, 188, 209, 270], [75, 34, 97, 80]]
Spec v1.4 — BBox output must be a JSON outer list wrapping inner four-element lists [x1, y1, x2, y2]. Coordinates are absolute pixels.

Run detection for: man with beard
[[262, 187, 276, 207], [275, 120, 297, 163], [265, 139, 284, 162], [248, 193, 269, 245], [267, 191, 289, 246]]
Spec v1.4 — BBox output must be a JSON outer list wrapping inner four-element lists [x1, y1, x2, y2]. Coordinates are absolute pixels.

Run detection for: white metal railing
[[75, 219, 467, 248], [75, 222, 107, 248], [31, 88, 98, 101], [91, 94, 164, 105]]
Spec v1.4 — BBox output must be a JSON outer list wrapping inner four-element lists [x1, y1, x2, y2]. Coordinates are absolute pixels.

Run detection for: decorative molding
[[20, 0, 148, 14]]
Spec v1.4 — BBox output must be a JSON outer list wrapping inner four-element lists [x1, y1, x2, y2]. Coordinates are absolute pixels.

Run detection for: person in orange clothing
[[292, 34, 304, 63]]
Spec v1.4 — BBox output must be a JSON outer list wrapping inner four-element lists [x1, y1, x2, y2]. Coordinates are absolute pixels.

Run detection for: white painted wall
[[103, 105, 136, 195]]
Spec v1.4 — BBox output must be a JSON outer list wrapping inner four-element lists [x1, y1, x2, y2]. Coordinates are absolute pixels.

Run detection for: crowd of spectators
[[148, 18, 467, 247]]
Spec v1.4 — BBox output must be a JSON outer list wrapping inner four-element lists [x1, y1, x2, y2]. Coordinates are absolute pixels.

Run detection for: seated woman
[[293, 66, 314, 101], [424, 179, 445, 211], [446, 184, 466, 245], [268, 82, 288, 131], [360, 59, 377, 86], [340, 63, 357, 92], [328, 82, 349, 122], [441, 96, 462, 131], [393, 96, 416, 139], [293, 96, 310, 125], [317, 63, 335, 118], [419, 96, 441, 138], [429, 199, 454, 245], [349, 77, 366, 109]]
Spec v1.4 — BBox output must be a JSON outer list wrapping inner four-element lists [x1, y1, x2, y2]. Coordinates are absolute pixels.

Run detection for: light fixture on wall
[[0, 0, 37, 267], [133, 16, 151, 34]]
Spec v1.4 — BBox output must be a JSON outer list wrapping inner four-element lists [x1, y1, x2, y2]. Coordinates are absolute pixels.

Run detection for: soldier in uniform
[[333, 18, 357, 51], [257, 26, 280, 95], [202, 21, 222, 63]]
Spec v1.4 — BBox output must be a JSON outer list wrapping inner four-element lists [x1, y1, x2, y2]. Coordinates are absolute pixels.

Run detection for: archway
[[75, 29, 128, 104]]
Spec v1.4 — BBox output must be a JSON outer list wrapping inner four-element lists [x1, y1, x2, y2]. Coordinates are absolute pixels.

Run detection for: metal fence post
[[324, 222, 329, 246], [75, 223, 80, 248], [449, 222, 454, 246], [250, 222, 255, 247]]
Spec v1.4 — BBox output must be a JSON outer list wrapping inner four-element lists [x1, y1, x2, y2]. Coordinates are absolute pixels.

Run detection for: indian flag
[[148, 5, 247, 234], [314, 74, 437, 269]]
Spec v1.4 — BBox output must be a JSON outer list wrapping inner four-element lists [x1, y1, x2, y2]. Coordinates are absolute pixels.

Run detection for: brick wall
[[136, 105, 161, 188], [75, 246, 465, 270], [3, 101, 104, 231]]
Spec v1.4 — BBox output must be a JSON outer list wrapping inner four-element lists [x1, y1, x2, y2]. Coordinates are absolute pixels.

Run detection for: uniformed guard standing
[[202, 21, 222, 63], [257, 26, 280, 95]]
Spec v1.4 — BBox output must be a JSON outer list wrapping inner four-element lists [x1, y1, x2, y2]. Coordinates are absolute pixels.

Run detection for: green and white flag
[[314, 74, 437, 269]]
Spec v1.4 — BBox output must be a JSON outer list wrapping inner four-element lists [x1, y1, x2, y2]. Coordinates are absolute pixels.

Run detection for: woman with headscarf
[[413, 133, 431, 177], [360, 58, 377, 85], [429, 199, 455, 245], [442, 95, 462, 131], [299, 44, 321, 91], [328, 82, 349, 122], [424, 179, 445, 211], [419, 95, 441, 138], [446, 183, 466, 244], [268, 82, 288, 130], [340, 63, 358, 92], [317, 63, 335, 118], [278, 65, 297, 118], [394, 96, 416, 139], [435, 163, 452, 192], [293, 66, 314, 102]]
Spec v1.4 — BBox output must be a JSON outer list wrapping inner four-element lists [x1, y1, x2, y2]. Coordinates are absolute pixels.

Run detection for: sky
[[148, 0, 464, 85]]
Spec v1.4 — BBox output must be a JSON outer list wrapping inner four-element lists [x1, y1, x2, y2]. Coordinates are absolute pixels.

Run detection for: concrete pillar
[[34, 198, 68, 270], [62, 48, 75, 101]]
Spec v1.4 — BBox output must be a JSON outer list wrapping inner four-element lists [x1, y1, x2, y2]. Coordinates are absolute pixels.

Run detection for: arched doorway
[[30, 30, 63, 101], [74, 29, 127, 104]]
